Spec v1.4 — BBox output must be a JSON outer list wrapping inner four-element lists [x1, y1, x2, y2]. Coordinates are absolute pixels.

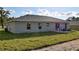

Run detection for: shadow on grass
[[0, 29, 67, 40]]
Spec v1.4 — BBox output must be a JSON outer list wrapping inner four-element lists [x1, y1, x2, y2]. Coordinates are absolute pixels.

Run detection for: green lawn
[[0, 29, 79, 51]]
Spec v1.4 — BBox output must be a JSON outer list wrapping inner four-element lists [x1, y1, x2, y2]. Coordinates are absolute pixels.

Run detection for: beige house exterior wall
[[6, 22, 16, 33], [7, 21, 68, 33]]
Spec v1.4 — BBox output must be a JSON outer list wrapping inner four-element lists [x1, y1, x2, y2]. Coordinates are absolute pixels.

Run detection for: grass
[[0, 29, 79, 51]]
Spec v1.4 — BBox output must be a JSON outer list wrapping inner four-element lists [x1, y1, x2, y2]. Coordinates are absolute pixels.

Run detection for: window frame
[[38, 23, 42, 29], [27, 23, 31, 30], [46, 23, 49, 27]]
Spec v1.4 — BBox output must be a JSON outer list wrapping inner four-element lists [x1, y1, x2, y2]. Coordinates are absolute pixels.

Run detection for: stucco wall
[[14, 22, 56, 33], [11, 22, 67, 33], [7, 22, 16, 33], [7, 21, 69, 33]]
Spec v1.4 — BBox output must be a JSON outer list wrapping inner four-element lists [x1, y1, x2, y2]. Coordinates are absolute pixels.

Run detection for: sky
[[4, 7, 79, 20]]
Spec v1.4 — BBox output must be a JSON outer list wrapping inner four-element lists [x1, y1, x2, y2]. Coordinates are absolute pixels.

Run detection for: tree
[[0, 7, 10, 28], [72, 16, 75, 21], [76, 17, 79, 21], [66, 16, 79, 21]]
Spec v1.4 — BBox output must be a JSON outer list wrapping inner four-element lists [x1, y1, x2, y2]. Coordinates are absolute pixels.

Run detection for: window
[[46, 23, 49, 27], [39, 26, 42, 29], [27, 23, 31, 30], [38, 23, 42, 29], [55, 23, 60, 30]]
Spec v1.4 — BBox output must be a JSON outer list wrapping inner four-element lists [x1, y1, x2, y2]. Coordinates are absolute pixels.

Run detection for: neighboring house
[[6, 15, 69, 33], [68, 21, 79, 26], [67, 17, 79, 26]]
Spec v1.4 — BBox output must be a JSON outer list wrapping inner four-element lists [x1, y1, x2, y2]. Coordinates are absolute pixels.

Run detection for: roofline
[[8, 20, 68, 23], [15, 14, 64, 20], [8, 14, 67, 23]]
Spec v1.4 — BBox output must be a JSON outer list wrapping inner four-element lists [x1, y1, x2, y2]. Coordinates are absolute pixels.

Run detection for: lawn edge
[[26, 38, 79, 51]]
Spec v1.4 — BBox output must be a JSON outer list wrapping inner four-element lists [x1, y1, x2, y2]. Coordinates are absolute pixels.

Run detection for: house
[[6, 14, 69, 33], [68, 21, 79, 26]]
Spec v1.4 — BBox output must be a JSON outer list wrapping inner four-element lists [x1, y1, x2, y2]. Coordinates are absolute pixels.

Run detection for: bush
[[4, 28, 8, 32]]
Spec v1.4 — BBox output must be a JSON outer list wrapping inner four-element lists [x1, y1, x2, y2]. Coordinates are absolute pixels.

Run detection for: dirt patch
[[33, 39, 79, 51]]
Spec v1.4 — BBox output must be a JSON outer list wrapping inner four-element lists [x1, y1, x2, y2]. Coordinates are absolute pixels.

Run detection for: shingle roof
[[11, 14, 67, 23]]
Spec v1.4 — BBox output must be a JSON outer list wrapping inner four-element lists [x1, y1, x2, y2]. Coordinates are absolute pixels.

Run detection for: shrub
[[4, 28, 8, 32]]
